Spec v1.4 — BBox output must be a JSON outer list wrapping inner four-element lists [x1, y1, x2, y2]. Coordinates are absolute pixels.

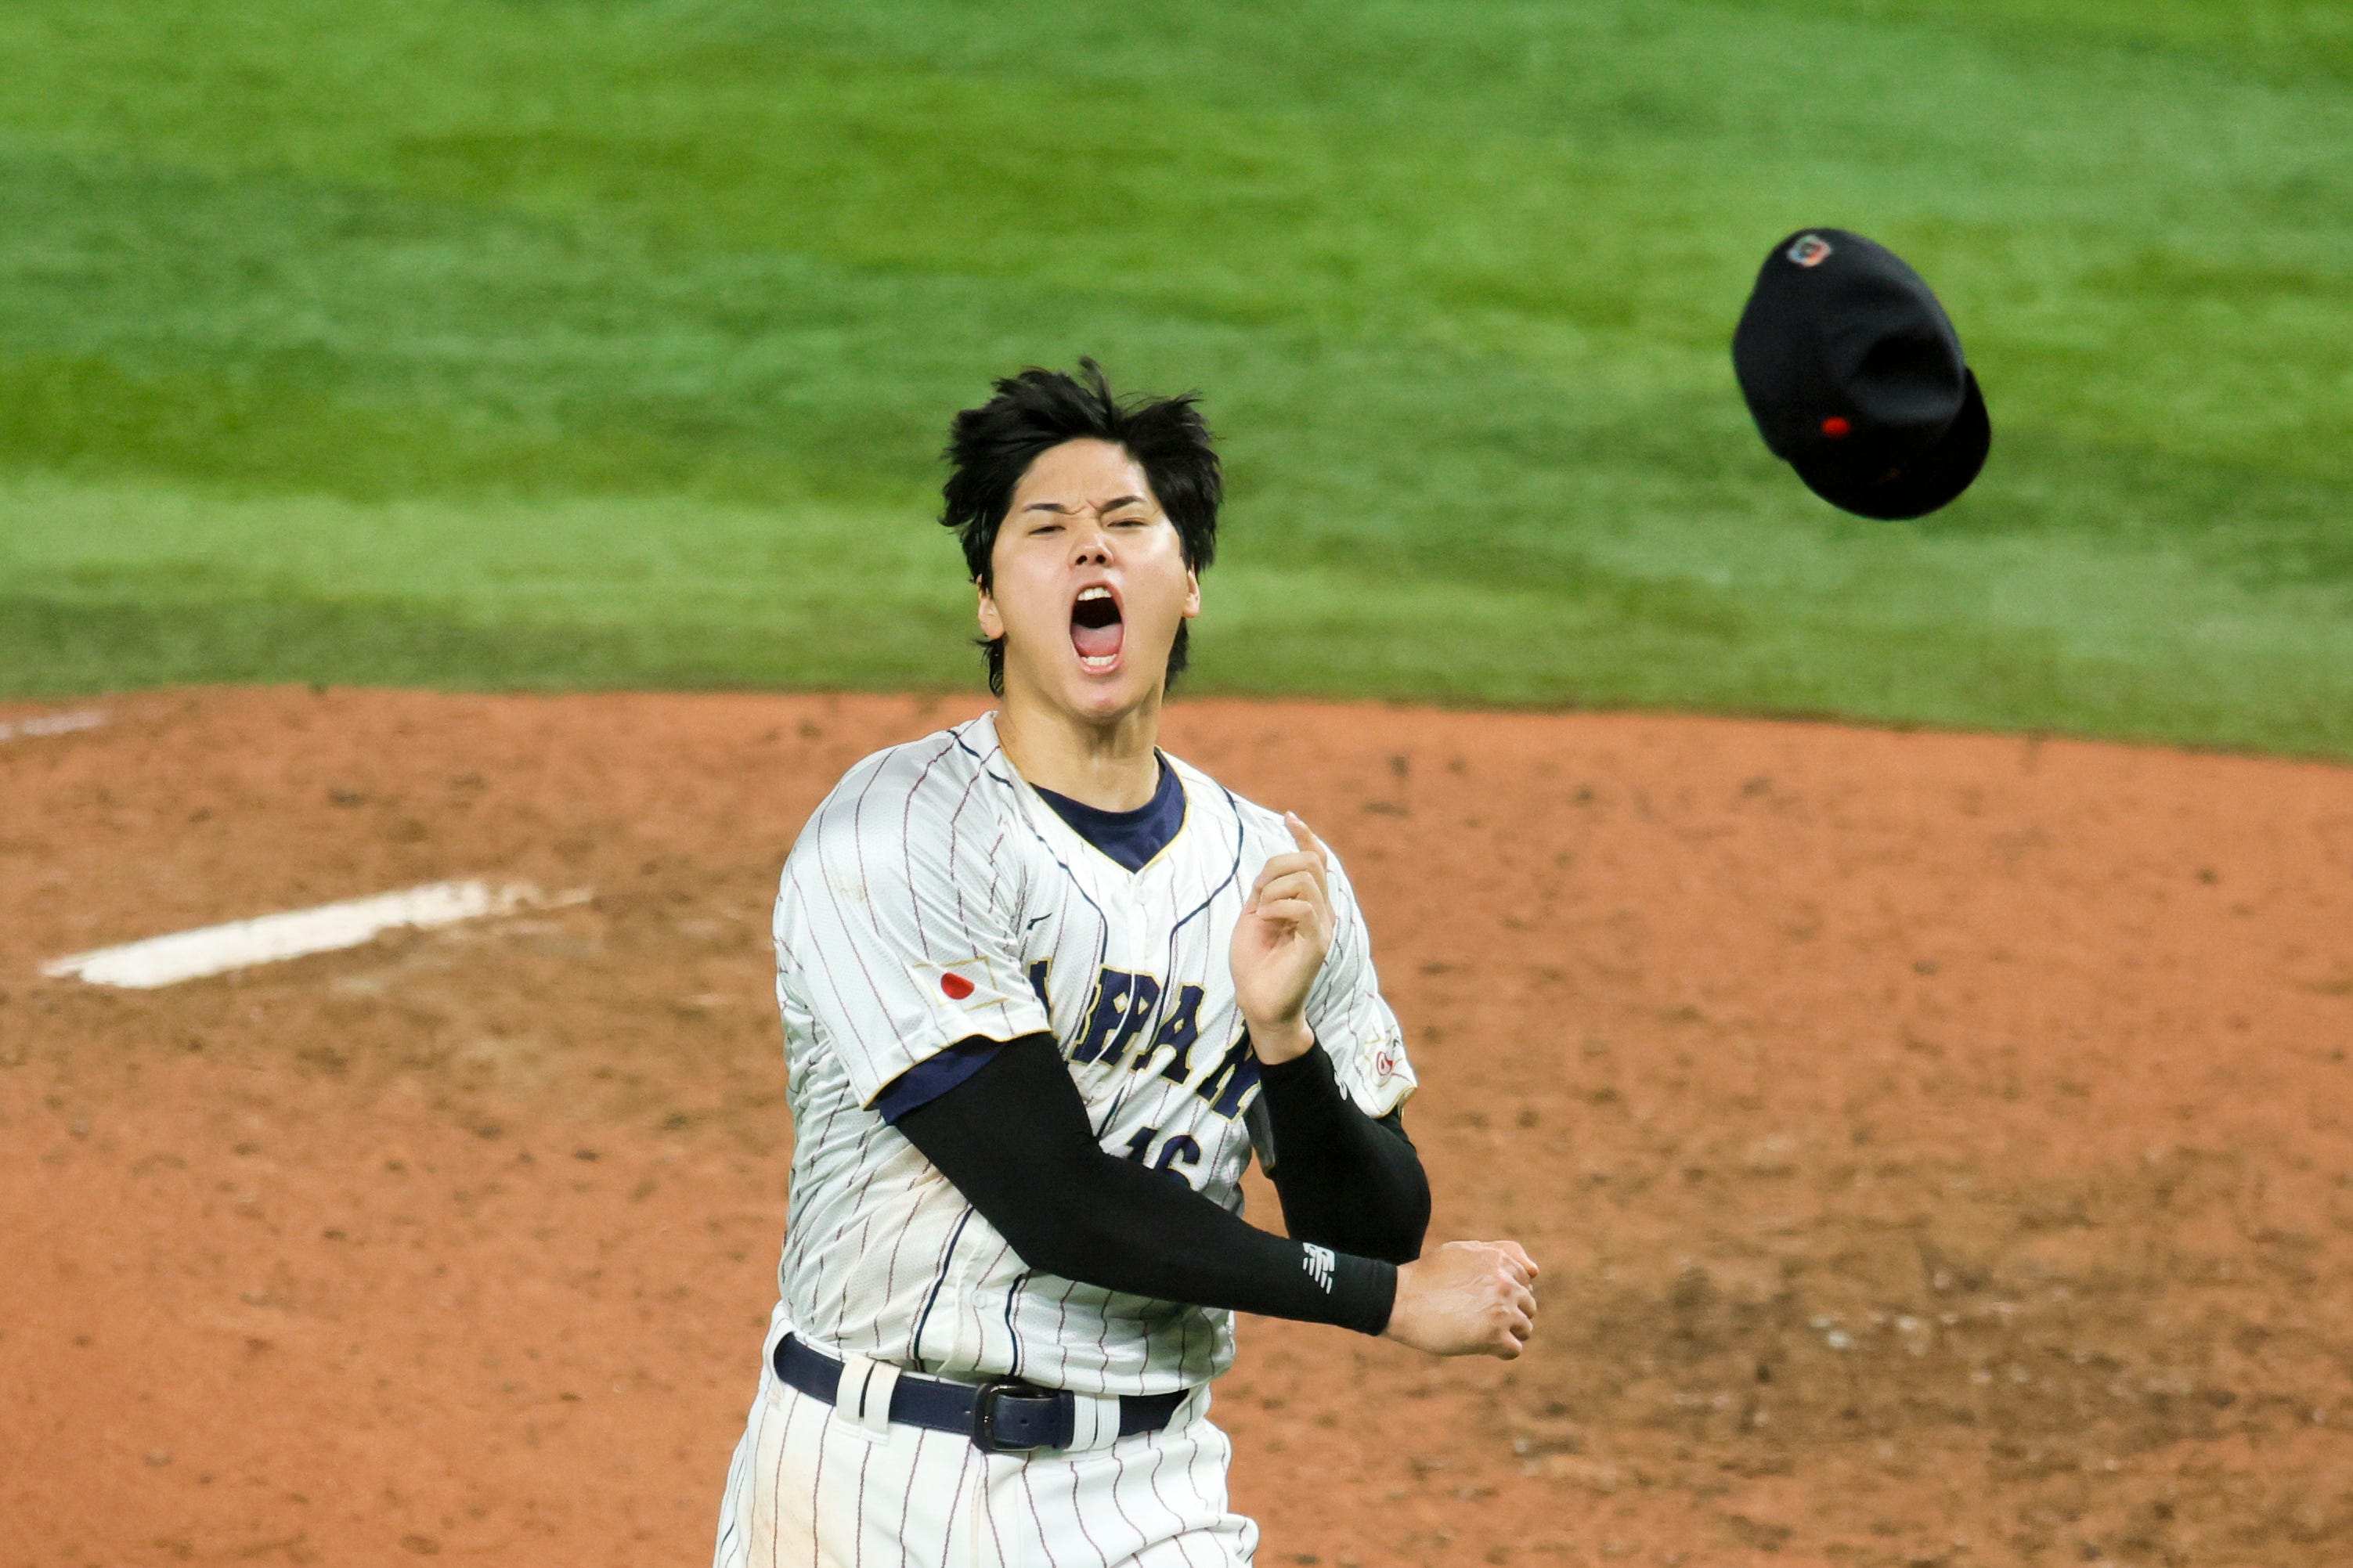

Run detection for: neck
[[995, 682, 1164, 811]]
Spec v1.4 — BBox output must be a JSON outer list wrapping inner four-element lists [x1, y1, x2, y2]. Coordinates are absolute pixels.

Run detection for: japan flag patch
[[911, 957, 1003, 1030], [914, 957, 991, 1000]]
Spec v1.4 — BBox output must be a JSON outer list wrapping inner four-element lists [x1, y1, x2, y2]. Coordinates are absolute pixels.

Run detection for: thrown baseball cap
[[1732, 228, 1990, 520]]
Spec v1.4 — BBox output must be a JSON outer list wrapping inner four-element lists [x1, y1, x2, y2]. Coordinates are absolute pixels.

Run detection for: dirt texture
[[4, 687, 2351, 1568]]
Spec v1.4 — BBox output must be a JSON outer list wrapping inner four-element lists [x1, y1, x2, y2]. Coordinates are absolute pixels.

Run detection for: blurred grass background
[[0, 0, 2348, 755]]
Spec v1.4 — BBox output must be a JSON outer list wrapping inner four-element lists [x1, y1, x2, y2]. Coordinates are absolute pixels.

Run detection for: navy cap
[[1733, 229, 1990, 520]]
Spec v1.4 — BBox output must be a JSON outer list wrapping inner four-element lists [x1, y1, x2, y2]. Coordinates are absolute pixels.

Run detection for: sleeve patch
[[909, 956, 1040, 1046]]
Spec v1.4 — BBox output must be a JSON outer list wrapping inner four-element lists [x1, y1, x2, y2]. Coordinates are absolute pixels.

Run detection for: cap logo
[[1787, 234, 1834, 268], [1821, 416, 1851, 438], [939, 971, 976, 1000]]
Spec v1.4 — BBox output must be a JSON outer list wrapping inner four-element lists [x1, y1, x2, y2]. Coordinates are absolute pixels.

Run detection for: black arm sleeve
[[1254, 1042, 1431, 1264], [892, 1033, 1396, 1336]]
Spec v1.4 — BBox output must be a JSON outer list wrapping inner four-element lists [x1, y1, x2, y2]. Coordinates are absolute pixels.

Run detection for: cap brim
[[1789, 372, 1990, 521]]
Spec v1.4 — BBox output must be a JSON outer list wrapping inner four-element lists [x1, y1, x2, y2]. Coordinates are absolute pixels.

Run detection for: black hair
[[940, 359, 1220, 695]]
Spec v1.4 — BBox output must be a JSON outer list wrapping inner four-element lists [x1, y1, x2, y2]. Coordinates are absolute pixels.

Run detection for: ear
[[1180, 564, 1201, 620], [976, 580, 1005, 640]]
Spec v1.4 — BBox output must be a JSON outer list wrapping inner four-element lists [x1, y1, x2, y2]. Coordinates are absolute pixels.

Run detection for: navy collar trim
[[1031, 756, 1187, 874]]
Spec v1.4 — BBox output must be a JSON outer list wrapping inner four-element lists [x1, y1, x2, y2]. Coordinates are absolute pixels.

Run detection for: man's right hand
[[1381, 1240, 1539, 1358]]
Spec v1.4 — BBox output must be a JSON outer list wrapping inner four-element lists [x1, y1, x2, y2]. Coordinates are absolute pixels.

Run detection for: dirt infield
[[4, 687, 2350, 1567]]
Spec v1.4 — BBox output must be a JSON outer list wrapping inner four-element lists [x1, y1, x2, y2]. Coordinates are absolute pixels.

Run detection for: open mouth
[[1070, 586, 1124, 672]]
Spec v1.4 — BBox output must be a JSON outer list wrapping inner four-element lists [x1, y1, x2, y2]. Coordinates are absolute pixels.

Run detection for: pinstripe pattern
[[727, 712, 1410, 1559], [713, 1346, 1258, 1568]]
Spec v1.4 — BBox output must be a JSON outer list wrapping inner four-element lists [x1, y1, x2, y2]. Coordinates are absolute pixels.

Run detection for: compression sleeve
[[1254, 1040, 1431, 1264], [893, 1033, 1397, 1336], [874, 1037, 1004, 1123]]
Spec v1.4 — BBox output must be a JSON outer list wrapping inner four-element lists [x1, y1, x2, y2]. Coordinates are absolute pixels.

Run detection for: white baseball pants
[[713, 1353, 1257, 1567]]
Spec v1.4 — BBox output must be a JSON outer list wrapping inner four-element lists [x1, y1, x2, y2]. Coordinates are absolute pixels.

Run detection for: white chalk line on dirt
[[0, 708, 107, 743], [42, 880, 592, 989]]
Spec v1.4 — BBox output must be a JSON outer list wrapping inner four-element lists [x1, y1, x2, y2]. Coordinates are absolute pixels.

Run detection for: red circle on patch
[[940, 972, 976, 1000], [1821, 416, 1852, 438]]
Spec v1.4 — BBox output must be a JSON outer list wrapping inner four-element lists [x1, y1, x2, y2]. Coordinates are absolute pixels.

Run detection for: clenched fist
[[1382, 1240, 1539, 1359]]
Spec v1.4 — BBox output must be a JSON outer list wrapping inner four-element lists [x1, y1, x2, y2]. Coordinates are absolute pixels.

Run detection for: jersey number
[[1121, 1125, 1203, 1178]]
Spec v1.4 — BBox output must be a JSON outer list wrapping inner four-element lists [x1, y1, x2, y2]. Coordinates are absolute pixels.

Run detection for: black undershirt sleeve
[[891, 1033, 1397, 1336], [1254, 1042, 1431, 1264]]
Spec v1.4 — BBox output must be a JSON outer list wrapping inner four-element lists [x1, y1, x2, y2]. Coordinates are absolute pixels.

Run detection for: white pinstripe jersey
[[767, 711, 1416, 1397]]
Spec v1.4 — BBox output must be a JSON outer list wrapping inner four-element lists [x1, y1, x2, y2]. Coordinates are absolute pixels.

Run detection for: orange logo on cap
[[1787, 234, 1834, 268]]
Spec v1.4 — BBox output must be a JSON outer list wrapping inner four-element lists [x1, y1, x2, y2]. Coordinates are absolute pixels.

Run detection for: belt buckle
[[969, 1377, 1061, 1454]]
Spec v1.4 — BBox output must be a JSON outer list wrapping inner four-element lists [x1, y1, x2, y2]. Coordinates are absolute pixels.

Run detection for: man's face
[[978, 438, 1200, 724]]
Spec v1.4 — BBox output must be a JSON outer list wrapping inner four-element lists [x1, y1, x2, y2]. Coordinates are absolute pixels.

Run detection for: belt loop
[[1064, 1391, 1121, 1452], [832, 1353, 902, 1441]]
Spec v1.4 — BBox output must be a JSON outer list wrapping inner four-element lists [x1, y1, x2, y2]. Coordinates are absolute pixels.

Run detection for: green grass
[[1, 1, 2350, 756]]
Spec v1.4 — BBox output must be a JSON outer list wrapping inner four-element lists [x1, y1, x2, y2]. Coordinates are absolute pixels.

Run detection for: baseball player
[[715, 361, 1539, 1566]]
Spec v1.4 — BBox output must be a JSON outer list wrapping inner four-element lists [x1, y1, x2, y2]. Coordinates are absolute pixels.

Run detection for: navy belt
[[772, 1335, 1188, 1454]]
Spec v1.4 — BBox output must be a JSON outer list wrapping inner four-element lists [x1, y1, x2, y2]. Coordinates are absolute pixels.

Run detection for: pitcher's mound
[[4, 687, 2350, 1566]]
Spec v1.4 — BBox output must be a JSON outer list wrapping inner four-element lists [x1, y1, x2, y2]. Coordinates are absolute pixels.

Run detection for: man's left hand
[[1229, 812, 1335, 1065]]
